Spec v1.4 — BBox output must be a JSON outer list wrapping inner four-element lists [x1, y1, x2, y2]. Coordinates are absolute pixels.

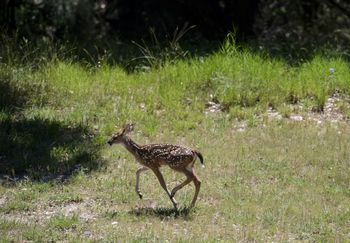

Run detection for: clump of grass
[[49, 192, 83, 204], [49, 214, 79, 231], [0, 219, 21, 231], [0, 201, 32, 213], [131, 24, 195, 70]]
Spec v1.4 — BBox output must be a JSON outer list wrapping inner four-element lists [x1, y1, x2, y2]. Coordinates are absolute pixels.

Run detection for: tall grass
[[1, 35, 350, 176]]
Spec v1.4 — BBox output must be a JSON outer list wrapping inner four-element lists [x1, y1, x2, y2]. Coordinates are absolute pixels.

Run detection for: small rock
[[0, 197, 7, 206], [267, 107, 282, 120], [290, 114, 303, 121], [205, 101, 223, 114]]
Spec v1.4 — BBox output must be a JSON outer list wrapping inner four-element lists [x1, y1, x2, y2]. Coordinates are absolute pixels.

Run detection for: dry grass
[[1, 120, 350, 242]]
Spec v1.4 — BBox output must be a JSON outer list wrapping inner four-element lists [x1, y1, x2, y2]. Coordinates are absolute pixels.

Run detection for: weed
[[0, 201, 32, 213], [49, 214, 79, 231]]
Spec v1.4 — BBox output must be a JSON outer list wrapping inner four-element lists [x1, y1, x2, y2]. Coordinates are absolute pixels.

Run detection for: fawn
[[108, 124, 204, 211]]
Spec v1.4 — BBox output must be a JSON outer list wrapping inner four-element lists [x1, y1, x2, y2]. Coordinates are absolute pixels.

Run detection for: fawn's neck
[[122, 136, 141, 158]]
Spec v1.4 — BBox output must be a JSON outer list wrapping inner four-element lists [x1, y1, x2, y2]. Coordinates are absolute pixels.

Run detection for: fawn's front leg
[[151, 167, 178, 211], [135, 166, 149, 199]]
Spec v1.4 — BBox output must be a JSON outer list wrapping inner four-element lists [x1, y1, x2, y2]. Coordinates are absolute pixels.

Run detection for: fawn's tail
[[194, 150, 204, 168]]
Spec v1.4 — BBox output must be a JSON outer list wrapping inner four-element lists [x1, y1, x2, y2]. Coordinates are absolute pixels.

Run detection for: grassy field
[[1, 39, 350, 241]]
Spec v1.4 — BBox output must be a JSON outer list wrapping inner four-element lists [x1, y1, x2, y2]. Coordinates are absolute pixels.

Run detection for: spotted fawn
[[108, 124, 204, 211]]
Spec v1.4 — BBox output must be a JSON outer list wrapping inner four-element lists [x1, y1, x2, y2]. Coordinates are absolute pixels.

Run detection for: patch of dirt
[[233, 121, 248, 132], [0, 196, 7, 206], [308, 92, 349, 124], [50, 198, 97, 221], [210, 93, 350, 134], [267, 107, 282, 120], [0, 198, 98, 225], [236, 93, 349, 127]]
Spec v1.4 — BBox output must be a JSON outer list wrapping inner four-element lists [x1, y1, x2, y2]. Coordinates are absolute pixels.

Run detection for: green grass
[[0, 39, 350, 241], [49, 214, 79, 231]]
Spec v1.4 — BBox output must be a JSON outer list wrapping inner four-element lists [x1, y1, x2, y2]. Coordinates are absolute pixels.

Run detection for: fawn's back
[[136, 144, 196, 169]]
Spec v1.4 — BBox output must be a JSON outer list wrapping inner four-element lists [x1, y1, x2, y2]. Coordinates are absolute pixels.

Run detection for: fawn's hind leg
[[171, 161, 201, 208], [171, 175, 192, 198], [190, 170, 201, 207]]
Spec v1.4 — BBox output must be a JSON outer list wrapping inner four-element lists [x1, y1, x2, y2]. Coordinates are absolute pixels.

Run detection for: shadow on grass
[[0, 116, 105, 183], [128, 206, 194, 220], [0, 79, 105, 183], [0, 79, 31, 111]]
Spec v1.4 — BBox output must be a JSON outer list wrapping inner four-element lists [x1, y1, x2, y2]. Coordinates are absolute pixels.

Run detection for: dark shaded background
[[1, 0, 349, 58]]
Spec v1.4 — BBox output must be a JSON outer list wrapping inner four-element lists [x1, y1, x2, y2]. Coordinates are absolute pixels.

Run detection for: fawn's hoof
[[138, 193, 143, 199], [173, 205, 179, 212], [172, 202, 178, 212]]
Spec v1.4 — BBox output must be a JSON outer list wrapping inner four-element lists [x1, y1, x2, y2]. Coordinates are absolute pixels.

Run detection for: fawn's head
[[108, 123, 134, 146]]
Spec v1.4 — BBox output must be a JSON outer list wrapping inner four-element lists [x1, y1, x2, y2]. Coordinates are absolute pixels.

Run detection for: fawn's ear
[[122, 123, 135, 134]]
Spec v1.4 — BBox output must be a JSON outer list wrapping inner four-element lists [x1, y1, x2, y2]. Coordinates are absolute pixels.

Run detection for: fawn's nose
[[107, 140, 112, 146]]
